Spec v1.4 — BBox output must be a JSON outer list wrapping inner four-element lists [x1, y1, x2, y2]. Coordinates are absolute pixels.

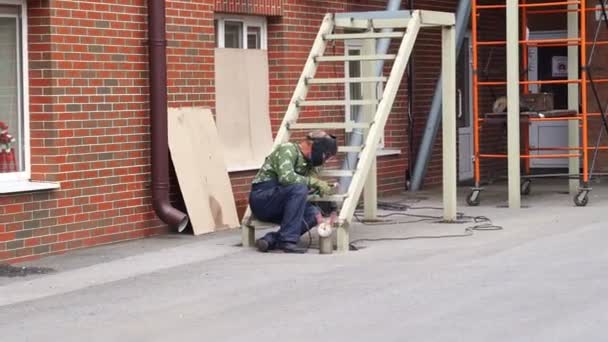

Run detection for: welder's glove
[[308, 177, 332, 197]]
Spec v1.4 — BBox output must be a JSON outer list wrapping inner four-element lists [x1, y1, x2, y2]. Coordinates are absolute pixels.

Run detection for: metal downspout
[[409, 0, 472, 191], [148, 0, 189, 231], [338, 0, 403, 194]]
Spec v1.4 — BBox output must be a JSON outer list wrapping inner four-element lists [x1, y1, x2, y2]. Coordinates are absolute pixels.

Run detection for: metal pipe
[[148, 0, 189, 232], [337, 0, 402, 194], [407, 0, 415, 188], [409, 0, 472, 191]]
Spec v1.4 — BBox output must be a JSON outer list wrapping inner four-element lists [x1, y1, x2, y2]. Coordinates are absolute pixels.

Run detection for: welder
[[249, 130, 337, 253]]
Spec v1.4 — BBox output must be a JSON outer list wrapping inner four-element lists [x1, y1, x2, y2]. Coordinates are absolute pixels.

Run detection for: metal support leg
[[364, 158, 378, 220], [506, 0, 521, 208], [337, 222, 349, 253], [363, 38, 378, 221], [442, 24, 457, 221], [241, 224, 255, 247], [567, 3, 580, 194]]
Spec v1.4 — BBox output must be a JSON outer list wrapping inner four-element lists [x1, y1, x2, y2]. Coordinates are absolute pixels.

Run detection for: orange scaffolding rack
[[468, 0, 608, 206]]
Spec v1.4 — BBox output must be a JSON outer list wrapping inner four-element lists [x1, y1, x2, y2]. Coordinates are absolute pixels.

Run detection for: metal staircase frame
[[241, 10, 457, 253]]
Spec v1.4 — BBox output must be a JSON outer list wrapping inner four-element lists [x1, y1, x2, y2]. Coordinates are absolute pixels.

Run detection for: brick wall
[[2, 0, 218, 263], [0, 0, 519, 263]]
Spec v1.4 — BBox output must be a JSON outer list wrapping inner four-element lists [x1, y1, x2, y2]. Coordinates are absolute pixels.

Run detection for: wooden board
[[168, 107, 240, 235], [214, 48, 273, 171]]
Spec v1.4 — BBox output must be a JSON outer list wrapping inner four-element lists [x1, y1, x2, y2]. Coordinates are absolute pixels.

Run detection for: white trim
[[0, 180, 60, 194], [214, 14, 267, 50], [0, 0, 29, 182]]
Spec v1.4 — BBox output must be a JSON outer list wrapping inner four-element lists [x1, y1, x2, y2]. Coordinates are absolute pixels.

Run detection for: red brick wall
[[1, 0, 217, 263], [0, 0, 514, 263], [410, 0, 459, 186], [1, 0, 170, 263]]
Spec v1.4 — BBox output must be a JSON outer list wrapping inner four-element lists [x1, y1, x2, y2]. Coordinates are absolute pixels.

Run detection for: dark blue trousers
[[249, 180, 320, 247]]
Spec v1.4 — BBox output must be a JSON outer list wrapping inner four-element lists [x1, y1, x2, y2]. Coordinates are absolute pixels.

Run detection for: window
[[224, 21, 243, 48], [0, 2, 28, 181], [214, 14, 267, 50], [247, 26, 262, 49]]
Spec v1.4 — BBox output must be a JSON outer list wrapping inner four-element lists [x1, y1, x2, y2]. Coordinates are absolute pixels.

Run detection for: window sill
[[0, 180, 60, 195]]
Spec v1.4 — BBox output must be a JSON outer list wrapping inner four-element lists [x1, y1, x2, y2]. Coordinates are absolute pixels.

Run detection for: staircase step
[[334, 10, 415, 29], [308, 194, 348, 202], [306, 76, 387, 84], [338, 146, 363, 153], [296, 99, 379, 107], [320, 170, 355, 177], [315, 54, 396, 62], [288, 122, 371, 130], [324, 32, 404, 40]]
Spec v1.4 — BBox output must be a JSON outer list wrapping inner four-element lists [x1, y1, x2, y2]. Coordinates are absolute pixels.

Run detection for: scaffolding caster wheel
[[574, 190, 589, 207], [521, 179, 531, 196], [466, 190, 481, 206]]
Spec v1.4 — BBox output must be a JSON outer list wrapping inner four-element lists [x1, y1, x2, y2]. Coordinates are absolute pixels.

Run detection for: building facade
[[0, 0, 530, 263]]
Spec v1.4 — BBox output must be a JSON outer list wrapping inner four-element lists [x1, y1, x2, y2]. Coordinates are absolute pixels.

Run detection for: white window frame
[[344, 40, 388, 150], [215, 14, 267, 50], [0, 0, 30, 182]]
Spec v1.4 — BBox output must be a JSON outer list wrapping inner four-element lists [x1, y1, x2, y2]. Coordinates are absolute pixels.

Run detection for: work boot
[[255, 238, 270, 253], [278, 242, 308, 254]]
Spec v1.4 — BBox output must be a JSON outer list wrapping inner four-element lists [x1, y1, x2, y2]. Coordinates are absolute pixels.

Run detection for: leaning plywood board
[[168, 107, 240, 235]]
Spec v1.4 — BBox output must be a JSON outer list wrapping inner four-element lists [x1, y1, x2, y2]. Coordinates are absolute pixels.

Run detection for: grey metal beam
[[567, 4, 580, 194], [506, 0, 521, 208], [408, 0, 472, 191]]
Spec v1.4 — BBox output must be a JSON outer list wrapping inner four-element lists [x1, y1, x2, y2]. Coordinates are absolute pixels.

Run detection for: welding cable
[[349, 204, 503, 250]]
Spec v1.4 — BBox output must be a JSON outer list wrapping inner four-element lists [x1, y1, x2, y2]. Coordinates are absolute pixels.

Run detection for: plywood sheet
[[215, 48, 273, 171], [168, 107, 240, 235]]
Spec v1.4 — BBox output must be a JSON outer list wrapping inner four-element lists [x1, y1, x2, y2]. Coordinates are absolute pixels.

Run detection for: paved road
[[1, 185, 607, 342]]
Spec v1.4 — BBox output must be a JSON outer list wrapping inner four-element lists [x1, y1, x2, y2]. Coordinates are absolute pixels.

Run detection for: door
[[528, 30, 569, 168], [458, 34, 474, 181]]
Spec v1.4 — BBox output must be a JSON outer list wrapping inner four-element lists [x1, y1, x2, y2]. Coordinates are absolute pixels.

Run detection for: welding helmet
[[307, 131, 337, 167]]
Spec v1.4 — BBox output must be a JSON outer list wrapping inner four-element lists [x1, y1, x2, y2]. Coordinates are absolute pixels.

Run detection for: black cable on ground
[[349, 202, 503, 250]]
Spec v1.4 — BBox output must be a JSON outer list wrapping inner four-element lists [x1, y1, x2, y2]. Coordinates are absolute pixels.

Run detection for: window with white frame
[[214, 14, 267, 50], [344, 40, 385, 148], [0, 1, 28, 181]]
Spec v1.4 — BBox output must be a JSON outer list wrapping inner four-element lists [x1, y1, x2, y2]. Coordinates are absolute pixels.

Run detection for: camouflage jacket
[[252, 142, 318, 185]]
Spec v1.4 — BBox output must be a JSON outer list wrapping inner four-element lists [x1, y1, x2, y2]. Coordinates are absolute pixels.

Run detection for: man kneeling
[[249, 131, 337, 253]]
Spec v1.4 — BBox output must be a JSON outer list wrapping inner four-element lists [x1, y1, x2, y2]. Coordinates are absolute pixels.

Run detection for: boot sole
[[255, 239, 270, 253]]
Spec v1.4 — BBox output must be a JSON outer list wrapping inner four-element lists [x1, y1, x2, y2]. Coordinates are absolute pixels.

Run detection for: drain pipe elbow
[[148, 0, 189, 232], [153, 195, 189, 232]]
